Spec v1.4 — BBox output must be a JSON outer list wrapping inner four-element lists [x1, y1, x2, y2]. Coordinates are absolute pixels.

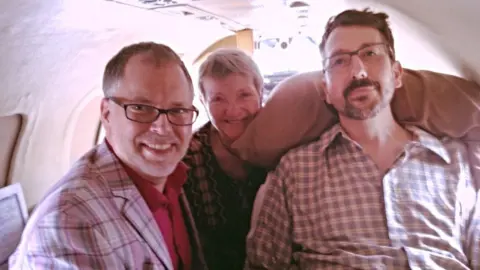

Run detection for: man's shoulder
[[409, 126, 469, 160], [439, 135, 472, 167], [276, 125, 341, 169], [9, 143, 140, 269], [441, 136, 469, 154], [280, 125, 341, 159], [33, 144, 120, 223]]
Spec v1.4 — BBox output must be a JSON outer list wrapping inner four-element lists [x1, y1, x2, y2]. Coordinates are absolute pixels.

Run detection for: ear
[[100, 98, 111, 126], [319, 72, 330, 103], [392, 61, 404, 88]]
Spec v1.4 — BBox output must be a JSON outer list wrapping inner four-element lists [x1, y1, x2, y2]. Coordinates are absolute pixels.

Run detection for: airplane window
[[0, 114, 23, 187]]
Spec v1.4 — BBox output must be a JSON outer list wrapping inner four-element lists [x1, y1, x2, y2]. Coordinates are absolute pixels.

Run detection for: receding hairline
[[105, 60, 193, 97], [123, 51, 183, 73], [102, 42, 193, 96]]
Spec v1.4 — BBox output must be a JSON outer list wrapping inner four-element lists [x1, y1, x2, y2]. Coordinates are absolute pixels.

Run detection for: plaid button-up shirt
[[245, 124, 480, 270]]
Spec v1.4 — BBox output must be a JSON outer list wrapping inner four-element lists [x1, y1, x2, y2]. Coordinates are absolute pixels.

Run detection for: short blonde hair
[[198, 48, 263, 97]]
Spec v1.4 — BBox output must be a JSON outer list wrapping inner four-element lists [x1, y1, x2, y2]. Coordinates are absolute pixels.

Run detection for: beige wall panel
[[193, 29, 254, 65], [235, 29, 254, 55], [68, 96, 103, 166], [193, 35, 238, 64]]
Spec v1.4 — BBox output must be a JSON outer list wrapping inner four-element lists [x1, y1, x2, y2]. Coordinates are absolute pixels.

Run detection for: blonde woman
[[182, 48, 267, 270]]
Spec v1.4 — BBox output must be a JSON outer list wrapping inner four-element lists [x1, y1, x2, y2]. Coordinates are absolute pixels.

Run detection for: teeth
[[146, 144, 171, 150]]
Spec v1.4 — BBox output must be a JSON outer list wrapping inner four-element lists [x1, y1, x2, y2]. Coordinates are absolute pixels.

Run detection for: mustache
[[343, 79, 381, 98]]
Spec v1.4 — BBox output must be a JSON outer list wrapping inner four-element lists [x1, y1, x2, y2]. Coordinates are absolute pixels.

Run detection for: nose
[[349, 54, 368, 80], [224, 102, 243, 118], [150, 114, 174, 134]]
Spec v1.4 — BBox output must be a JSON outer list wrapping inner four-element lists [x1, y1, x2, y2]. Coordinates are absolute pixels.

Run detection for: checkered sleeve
[[11, 210, 124, 269], [466, 190, 480, 270], [461, 130, 480, 269], [245, 160, 295, 270]]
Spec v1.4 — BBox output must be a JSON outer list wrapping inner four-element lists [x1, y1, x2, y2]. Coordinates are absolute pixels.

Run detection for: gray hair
[[198, 48, 263, 97]]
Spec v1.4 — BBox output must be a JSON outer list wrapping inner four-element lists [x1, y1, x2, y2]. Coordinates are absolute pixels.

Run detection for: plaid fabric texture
[[245, 124, 479, 270], [9, 141, 207, 270]]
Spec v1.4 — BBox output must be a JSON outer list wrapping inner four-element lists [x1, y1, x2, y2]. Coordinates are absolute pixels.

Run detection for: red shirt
[[127, 163, 192, 270]]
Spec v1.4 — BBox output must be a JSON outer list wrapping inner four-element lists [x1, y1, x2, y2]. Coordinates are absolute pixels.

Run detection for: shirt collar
[[131, 162, 188, 211], [317, 124, 344, 154], [319, 124, 451, 164], [406, 126, 451, 163]]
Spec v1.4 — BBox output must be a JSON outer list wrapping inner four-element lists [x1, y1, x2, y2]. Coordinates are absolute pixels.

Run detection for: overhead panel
[[152, 4, 247, 31], [106, 0, 319, 37], [108, 0, 249, 32]]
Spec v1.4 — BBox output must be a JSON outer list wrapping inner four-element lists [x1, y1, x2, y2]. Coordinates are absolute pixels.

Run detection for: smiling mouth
[[145, 143, 172, 150], [141, 143, 175, 157]]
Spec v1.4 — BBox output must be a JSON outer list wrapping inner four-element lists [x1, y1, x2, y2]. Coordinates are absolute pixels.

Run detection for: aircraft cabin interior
[[1, 0, 480, 268]]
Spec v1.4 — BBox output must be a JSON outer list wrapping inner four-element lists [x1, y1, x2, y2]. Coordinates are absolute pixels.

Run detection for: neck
[[339, 106, 411, 147], [210, 126, 251, 180], [210, 125, 238, 156]]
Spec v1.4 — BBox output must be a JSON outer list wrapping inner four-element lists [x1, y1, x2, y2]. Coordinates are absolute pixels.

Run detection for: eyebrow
[[170, 101, 190, 107], [125, 97, 189, 108], [127, 97, 154, 104], [329, 42, 383, 58]]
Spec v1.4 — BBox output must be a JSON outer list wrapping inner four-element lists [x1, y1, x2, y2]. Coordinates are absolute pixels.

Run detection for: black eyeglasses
[[107, 97, 199, 126], [323, 43, 391, 72]]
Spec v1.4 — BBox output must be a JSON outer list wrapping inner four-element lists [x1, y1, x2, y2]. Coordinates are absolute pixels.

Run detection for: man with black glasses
[[246, 9, 479, 270], [10, 42, 208, 270]]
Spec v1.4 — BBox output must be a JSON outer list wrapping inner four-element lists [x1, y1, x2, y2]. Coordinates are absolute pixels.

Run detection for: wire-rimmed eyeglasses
[[323, 43, 391, 72]]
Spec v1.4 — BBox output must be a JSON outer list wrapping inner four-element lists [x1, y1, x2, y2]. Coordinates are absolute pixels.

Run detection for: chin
[[222, 131, 243, 142], [144, 163, 178, 178], [222, 126, 246, 138]]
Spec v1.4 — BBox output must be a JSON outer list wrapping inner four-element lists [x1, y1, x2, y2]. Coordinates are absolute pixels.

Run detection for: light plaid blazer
[[9, 141, 208, 270]]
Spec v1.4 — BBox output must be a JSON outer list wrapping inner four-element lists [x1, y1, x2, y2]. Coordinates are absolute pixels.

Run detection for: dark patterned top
[[183, 122, 267, 270]]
